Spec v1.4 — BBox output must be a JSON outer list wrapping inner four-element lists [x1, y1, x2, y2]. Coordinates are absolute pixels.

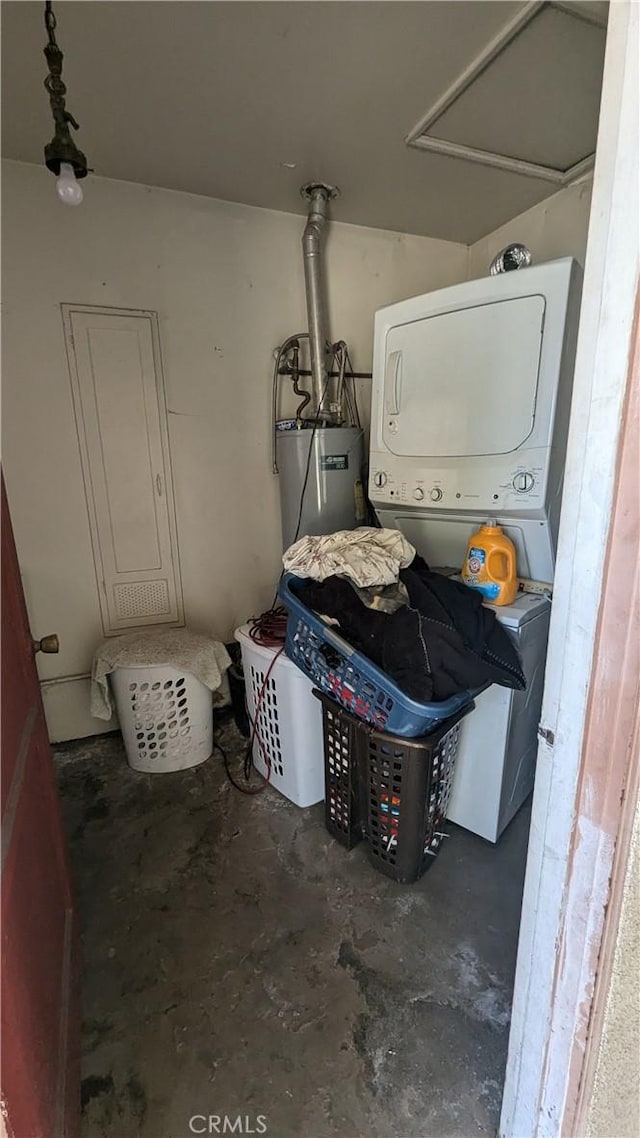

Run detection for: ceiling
[[1, 1, 608, 244]]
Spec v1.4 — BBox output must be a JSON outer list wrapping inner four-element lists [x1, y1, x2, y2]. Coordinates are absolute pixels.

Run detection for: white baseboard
[[41, 675, 118, 743]]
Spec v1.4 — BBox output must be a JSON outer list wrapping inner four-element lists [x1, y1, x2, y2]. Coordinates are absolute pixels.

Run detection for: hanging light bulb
[[43, 2, 89, 205], [56, 162, 84, 206]]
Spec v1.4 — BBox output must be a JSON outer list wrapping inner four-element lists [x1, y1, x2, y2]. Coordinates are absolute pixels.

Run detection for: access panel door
[[63, 306, 183, 634], [382, 295, 545, 458]]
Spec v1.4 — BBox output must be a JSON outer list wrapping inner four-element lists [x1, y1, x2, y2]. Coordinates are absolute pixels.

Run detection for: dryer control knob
[[413, 487, 424, 501], [513, 471, 534, 493], [430, 487, 443, 502], [373, 471, 388, 488]]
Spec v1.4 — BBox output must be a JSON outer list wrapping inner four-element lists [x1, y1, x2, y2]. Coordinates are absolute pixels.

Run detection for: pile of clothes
[[283, 529, 526, 703]]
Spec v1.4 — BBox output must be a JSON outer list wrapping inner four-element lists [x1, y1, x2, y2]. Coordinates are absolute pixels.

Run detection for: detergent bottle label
[[467, 546, 486, 574], [465, 546, 501, 600]]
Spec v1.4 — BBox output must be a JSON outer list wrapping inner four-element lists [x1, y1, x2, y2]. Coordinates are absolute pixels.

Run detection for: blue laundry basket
[[279, 574, 477, 737]]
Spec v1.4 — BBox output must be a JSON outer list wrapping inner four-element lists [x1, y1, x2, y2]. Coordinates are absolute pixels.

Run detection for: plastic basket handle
[[318, 643, 343, 669], [321, 625, 355, 658]]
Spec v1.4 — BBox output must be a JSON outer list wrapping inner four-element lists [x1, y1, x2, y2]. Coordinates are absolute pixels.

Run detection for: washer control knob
[[413, 487, 424, 501], [430, 487, 443, 502], [373, 471, 388, 488], [513, 471, 534, 493]]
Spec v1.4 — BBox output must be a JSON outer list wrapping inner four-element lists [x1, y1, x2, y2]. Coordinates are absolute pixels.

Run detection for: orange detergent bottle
[[461, 519, 518, 606]]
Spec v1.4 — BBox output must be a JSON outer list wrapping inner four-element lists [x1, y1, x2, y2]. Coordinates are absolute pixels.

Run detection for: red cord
[[244, 645, 284, 791], [248, 605, 288, 648], [227, 608, 288, 794]]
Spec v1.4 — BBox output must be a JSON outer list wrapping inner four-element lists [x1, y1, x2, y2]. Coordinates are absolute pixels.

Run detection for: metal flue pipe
[[300, 182, 338, 418]]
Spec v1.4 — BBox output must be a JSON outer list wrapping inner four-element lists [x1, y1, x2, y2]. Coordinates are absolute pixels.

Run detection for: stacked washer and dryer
[[368, 259, 582, 841]]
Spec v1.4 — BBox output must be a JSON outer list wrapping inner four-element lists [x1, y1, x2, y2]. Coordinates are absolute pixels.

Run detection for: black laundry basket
[[320, 692, 367, 850], [315, 690, 473, 883]]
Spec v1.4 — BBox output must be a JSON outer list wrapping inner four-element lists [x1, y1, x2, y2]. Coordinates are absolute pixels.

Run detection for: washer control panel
[[369, 452, 547, 512], [512, 471, 535, 492]]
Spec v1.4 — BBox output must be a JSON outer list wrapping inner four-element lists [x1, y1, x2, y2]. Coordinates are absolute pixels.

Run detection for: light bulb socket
[[45, 136, 88, 179]]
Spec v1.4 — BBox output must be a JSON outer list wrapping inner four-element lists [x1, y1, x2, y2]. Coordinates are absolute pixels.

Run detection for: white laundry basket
[[111, 664, 213, 773], [235, 625, 324, 807]]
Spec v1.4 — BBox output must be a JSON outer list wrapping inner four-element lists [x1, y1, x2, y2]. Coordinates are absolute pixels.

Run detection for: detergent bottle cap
[[485, 517, 500, 528]]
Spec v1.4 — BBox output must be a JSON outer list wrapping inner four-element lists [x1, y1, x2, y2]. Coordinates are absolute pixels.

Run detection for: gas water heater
[[273, 184, 364, 552], [276, 425, 364, 552]]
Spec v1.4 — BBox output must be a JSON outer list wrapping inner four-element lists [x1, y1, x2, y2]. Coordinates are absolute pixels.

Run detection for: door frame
[[500, 3, 639, 1135]]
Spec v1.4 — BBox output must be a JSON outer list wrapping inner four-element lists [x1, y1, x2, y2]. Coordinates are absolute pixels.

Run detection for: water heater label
[[320, 455, 348, 471]]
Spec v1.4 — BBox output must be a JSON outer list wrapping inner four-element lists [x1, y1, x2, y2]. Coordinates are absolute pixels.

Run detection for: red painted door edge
[[1, 474, 81, 1138]]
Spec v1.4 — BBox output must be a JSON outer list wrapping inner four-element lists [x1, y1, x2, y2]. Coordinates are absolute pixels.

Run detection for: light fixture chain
[[44, 1, 57, 44], [42, 0, 88, 180]]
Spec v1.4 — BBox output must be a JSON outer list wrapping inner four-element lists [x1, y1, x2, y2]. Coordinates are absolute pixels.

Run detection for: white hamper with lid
[[111, 665, 213, 772], [235, 624, 325, 807]]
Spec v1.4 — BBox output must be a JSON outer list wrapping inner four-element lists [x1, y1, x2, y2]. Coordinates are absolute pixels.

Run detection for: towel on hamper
[[91, 628, 231, 719]]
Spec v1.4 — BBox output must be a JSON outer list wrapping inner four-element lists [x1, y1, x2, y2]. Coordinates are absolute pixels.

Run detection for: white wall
[[469, 180, 593, 279], [1, 159, 467, 740]]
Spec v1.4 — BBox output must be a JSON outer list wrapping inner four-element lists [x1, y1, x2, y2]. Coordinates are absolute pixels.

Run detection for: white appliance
[[447, 594, 551, 842], [368, 259, 582, 841], [369, 258, 582, 582]]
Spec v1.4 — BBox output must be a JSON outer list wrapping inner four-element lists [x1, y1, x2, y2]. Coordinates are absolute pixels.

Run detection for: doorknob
[[33, 634, 60, 654]]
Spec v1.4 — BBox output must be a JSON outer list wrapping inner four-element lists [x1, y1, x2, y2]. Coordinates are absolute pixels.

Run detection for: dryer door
[[382, 295, 545, 458]]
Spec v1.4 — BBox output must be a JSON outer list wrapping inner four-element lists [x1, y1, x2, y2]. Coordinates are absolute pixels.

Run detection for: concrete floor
[[55, 716, 531, 1138]]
